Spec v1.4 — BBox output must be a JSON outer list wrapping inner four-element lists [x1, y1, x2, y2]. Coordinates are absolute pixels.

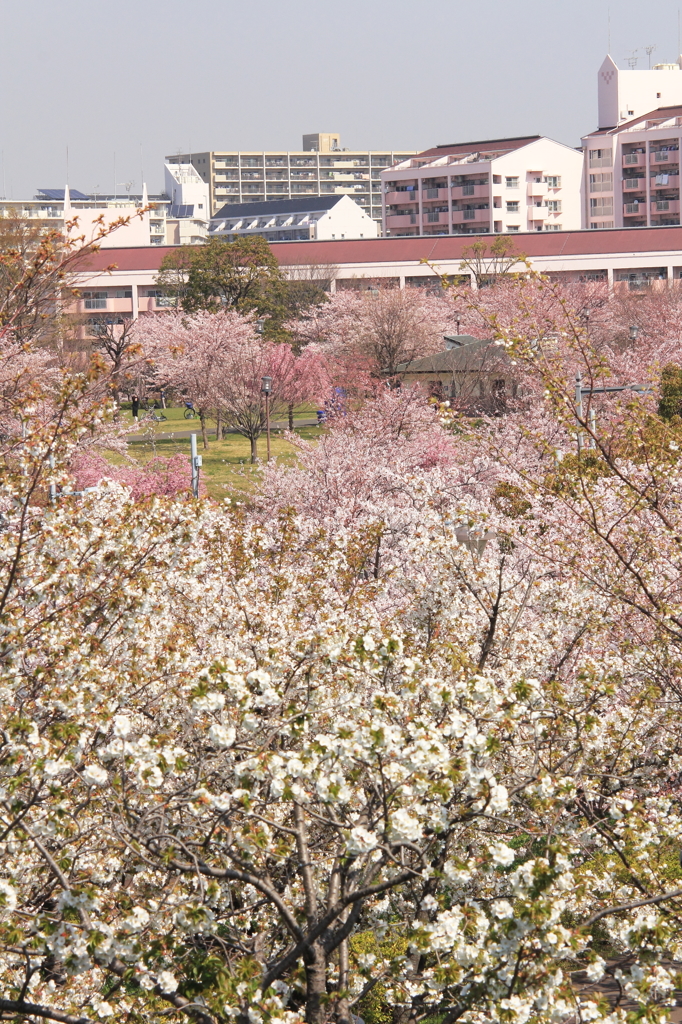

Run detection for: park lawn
[[125, 424, 321, 500], [122, 403, 319, 437]]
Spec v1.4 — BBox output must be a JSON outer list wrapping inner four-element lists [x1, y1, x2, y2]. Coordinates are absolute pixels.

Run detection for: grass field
[[123, 403, 319, 437], [125, 422, 321, 500]]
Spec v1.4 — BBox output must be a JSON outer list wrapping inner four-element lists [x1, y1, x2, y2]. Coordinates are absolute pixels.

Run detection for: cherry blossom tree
[[138, 310, 329, 459], [8, 266, 682, 1024], [287, 287, 461, 376]]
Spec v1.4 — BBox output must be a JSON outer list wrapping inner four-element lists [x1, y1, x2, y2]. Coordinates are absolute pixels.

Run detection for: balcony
[[623, 177, 646, 191], [385, 214, 419, 228], [528, 182, 548, 198], [650, 150, 680, 164], [623, 152, 646, 166], [422, 186, 448, 201], [651, 174, 680, 190], [623, 202, 645, 215], [452, 183, 488, 199], [456, 207, 490, 223], [529, 204, 547, 219], [651, 199, 680, 214], [384, 190, 418, 205], [424, 211, 449, 225]]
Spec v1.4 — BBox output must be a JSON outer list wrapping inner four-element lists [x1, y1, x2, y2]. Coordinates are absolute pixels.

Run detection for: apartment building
[[167, 134, 416, 229], [582, 58, 682, 229], [209, 195, 377, 242], [381, 136, 583, 237]]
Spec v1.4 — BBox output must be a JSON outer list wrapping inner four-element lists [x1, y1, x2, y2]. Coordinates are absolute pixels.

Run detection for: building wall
[[168, 146, 416, 228], [314, 196, 378, 239], [163, 163, 210, 216], [382, 139, 583, 237], [598, 55, 682, 129]]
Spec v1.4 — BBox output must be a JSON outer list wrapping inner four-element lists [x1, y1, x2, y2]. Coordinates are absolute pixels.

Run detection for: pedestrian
[[132, 395, 139, 420]]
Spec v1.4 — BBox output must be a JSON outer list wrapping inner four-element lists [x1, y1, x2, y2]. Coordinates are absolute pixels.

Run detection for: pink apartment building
[[582, 55, 682, 230], [381, 136, 583, 237], [583, 111, 682, 230]]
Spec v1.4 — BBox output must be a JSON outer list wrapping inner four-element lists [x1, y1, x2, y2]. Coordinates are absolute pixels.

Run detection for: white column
[[448, 174, 453, 234], [131, 282, 139, 319], [607, 267, 614, 290]]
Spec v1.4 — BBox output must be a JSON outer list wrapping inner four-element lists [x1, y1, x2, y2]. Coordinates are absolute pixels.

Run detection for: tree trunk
[[250, 434, 258, 463], [304, 945, 328, 1024], [215, 410, 221, 442], [288, 401, 294, 431], [200, 411, 208, 449]]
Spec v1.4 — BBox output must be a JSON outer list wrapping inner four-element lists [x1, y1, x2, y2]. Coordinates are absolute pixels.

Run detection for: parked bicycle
[[183, 401, 197, 419]]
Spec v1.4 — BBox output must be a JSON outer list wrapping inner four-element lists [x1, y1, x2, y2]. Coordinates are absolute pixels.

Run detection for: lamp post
[[574, 372, 650, 451], [629, 325, 640, 341], [261, 376, 272, 462]]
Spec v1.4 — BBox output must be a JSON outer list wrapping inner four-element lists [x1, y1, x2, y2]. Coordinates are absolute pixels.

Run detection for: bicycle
[[183, 405, 197, 419]]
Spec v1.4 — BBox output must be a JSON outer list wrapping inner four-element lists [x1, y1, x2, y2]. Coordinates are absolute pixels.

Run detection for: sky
[[1, 0, 682, 198]]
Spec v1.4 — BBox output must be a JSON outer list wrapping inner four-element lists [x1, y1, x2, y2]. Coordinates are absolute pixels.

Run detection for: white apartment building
[[167, 134, 416, 229], [382, 136, 583, 237], [583, 56, 682, 229], [210, 195, 377, 242], [163, 163, 210, 244]]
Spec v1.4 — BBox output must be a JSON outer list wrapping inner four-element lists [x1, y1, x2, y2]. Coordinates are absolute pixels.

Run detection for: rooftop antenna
[[626, 49, 639, 68], [608, 5, 611, 51], [645, 44, 656, 68]]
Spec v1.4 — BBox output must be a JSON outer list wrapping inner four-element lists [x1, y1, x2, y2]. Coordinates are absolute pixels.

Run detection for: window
[[82, 291, 107, 309], [590, 198, 614, 215], [545, 200, 561, 211], [589, 172, 613, 192], [544, 224, 563, 231], [116, 290, 132, 298], [590, 221, 614, 229], [505, 176, 519, 188], [506, 201, 519, 212], [589, 148, 612, 168], [507, 225, 520, 232], [493, 174, 502, 184], [543, 175, 561, 187]]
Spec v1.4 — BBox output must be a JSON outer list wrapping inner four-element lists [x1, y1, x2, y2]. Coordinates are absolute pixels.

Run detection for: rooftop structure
[[209, 194, 377, 242], [381, 136, 583, 236], [598, 53, 682, 129], [167, 135, 416, 229]]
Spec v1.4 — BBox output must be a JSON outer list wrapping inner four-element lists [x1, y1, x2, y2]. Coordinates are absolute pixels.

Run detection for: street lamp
[[256, 319, 265, 335], [574, 371, 650, 451], [261, 375, 273, 462], [629, 325, 640, 341]]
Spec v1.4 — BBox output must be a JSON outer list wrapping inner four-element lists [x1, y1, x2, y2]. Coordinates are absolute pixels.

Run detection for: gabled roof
[[416, 136, 542, 159], [585, 104, 682, 137], [212, 195, 345, 220], [397, 337, 508, 374]]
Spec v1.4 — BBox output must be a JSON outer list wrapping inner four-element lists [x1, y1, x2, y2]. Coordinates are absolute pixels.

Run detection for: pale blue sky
[[1, 0, 682, 197]]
